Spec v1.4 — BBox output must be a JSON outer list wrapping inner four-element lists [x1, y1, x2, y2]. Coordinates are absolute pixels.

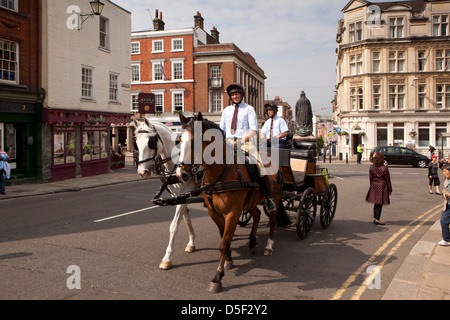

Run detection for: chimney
[[194, 11, 204, 30], [211, 26, 220, 43], [153, 9, 165, 31]]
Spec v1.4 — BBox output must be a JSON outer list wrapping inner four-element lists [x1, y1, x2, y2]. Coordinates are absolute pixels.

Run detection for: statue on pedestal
[[295, 91, 313, 137]]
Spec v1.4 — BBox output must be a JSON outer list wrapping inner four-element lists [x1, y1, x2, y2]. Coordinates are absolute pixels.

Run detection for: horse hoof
[[185, 245, 196, 253], [224, 260, 233, 270], [207, 282, 222, 294], [250, 245, 257, 255], [159, 260, 172, 270], [264, 249, 273, 256]]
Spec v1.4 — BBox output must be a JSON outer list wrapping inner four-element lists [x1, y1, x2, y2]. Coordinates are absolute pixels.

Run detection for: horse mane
[[186, 116, 225, 139]]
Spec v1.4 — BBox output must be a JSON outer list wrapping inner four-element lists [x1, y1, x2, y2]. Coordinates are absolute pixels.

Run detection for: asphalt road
[[0, 162, 443, 303]]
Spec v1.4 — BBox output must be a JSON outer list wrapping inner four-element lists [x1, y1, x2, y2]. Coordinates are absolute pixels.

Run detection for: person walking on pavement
[[428, 155, 441, 194], [439, 164, 450, 246], [428, 144, 436, 159], [220, 83, 276, 211], [0, 149, 10, 195], [357, 144, 364, 164], [366, 152, 392, 225]]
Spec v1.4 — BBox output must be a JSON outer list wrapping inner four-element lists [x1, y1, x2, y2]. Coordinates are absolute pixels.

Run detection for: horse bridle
[[136, 130, 162, 166]]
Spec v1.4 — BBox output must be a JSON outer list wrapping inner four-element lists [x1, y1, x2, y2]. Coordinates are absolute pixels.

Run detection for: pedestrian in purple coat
[[366, 153, 393, 225]]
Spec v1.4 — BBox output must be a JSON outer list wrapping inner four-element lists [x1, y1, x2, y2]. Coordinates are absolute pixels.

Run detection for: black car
[[369, 146, 430, 168]]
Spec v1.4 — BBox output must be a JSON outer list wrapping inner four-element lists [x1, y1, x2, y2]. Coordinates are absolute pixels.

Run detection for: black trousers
[[373, 204, 383, 220]]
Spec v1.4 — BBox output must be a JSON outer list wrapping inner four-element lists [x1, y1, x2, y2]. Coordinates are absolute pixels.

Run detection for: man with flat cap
[[220, 83, 276, 211], [261, 103, 289, 149]]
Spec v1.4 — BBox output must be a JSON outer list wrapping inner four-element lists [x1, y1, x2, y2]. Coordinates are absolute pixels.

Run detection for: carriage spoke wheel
[[238, 210, 252, 227], [320, 183, 337, 229], [296, 187, 317, 239]]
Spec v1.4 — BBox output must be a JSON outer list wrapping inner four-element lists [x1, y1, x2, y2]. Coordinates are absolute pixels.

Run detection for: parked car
[[369, 146, 430, 168]]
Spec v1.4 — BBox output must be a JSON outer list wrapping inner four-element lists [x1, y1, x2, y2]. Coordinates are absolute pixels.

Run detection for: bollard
[[346, 153, 348, 164]]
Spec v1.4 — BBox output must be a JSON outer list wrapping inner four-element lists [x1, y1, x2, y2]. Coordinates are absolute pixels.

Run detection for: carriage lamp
[[77, 0, 105, 29]]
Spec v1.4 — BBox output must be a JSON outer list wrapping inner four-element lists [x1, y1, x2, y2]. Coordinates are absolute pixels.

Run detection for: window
[[171, 60, 184, 80], [389, 51, 405, 72], [349, 22, 362, 42], [53, 128, 76, 166], [152, 40, 164, 53], [154, 93, 164, 112], [109, 72, 119, 102], [81, 66, 94, 100], [393, 123, 404, 146], [131, 42, 140, 54], [0, 39, 18, 84], [418, 122, 429, 147], [82, 126, 108, 162], [211, 65, 221, 78], [350, 87, 363, 110], [99, 17, 109, 49], [131, 94, 139, 112], [377, 123, 388, 146], [418, 85, 426, 109], [172, 91, 184, 112], [152, 60, 165, 81], [350, 54, 362, 75], [433, 15, 449, 36], [373, 53, 380, 73], [436, 122, 448, 147], [131, 64, 140, 82], [436, 50, 450, 71], [418, 51, 426, 71], [373, 86, 381, 109], [389, 85, 405, 109], [172, 39, 184, 52], [390, 17, 404, 38], [436, 84, 450, 109], [210, 92, 223, 113], [0, 0, 16, 11]]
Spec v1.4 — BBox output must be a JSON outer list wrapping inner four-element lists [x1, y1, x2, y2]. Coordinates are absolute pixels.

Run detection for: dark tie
[[269, 118, 274, 140], [230, 104, 239, 134]]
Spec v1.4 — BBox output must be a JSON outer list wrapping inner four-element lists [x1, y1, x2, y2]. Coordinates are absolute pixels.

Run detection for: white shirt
[[220, 102, 258, 139], [261, 115, 289, 141]]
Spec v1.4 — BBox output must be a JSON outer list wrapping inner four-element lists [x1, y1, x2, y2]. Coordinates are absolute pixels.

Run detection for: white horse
[[133, 118, 198, 270]]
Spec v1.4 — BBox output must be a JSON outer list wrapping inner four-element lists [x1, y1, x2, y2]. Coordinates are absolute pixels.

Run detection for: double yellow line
[[331, 204, 442, 300]]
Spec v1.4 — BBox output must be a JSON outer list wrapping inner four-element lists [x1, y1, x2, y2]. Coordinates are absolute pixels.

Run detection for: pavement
[[0, 159, 449, 300]]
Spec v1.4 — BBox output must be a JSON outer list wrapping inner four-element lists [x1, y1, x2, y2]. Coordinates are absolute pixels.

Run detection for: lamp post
[[77, 0, 105, 29]]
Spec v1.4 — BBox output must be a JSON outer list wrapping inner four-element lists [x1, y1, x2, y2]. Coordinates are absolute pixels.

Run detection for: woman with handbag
[[366, 153, 393, 225]]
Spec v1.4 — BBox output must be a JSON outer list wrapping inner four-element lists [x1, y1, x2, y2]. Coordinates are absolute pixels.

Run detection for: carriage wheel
[[296, 187, 317, 239], [320, 183, 338, 229], [238, 210, 252, 227]]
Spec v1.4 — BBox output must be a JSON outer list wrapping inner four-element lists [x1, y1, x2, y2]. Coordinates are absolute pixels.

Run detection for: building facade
[[131, 11, 266, 132], [0, 0, 45, 184], [335, 0, 450, 160], [41, 0, 131, 181]]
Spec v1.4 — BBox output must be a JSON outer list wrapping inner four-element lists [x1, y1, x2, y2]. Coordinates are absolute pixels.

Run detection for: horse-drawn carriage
[[238, 137, 337, 239], [134, 115, 338, 293]]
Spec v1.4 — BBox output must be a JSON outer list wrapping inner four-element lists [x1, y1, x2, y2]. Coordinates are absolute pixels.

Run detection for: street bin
[[339, 152, 343, 161]]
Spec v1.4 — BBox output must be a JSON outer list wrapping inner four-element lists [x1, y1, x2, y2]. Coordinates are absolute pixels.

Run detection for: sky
[[111, 0, 399, 116]]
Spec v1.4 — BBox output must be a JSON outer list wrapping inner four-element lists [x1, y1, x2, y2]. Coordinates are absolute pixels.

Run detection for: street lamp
[[77, 0, 105, 29]]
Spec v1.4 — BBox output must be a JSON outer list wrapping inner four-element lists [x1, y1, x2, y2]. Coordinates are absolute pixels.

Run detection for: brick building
[[0, 0, 45, 184], [131, 11, 266, 132]]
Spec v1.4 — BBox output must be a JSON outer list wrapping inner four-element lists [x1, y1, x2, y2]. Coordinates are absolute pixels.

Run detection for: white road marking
[[94, 206, 160, 223]]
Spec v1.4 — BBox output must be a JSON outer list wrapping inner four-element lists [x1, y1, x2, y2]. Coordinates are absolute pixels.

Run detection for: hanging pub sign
[[138, 93, 156, 114]]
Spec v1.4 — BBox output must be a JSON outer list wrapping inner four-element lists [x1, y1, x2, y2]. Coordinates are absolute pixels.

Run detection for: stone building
[[335, 0, 450, 160]]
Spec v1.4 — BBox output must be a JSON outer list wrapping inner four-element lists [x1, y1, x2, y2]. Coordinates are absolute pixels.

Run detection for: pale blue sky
[[112, 0, 395, 115]]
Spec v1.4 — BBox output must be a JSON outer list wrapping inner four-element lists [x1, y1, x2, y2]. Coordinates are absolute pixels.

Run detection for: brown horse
[[177, 112, 289, 293]]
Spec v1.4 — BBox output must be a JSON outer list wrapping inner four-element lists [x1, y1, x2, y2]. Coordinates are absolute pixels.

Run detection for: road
[[0, 163, 443, 302]]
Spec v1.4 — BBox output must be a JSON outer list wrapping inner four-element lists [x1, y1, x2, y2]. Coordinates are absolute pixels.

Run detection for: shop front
[[42, 108, 130, 181]]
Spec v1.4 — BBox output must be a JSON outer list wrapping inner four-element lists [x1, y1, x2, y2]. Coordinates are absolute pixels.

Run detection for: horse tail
[[276, 200, 291, 227]]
